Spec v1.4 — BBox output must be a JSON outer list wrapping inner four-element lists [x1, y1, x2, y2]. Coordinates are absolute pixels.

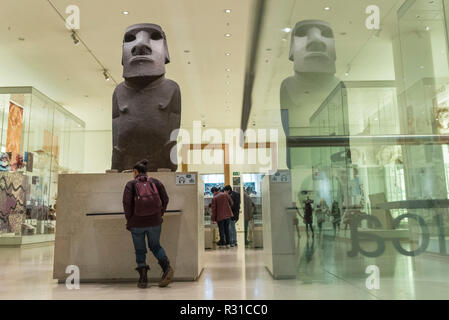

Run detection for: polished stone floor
[[0, 231, 448, 299]]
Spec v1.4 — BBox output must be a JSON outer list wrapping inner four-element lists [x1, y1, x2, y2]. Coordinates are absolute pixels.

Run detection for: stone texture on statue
[[112, 23, 181, 172], [280, 20, 340, 168]]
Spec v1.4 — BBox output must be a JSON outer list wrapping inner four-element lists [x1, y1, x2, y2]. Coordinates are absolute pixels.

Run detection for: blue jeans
[[244, 219, 249, 244], [229, 219, 237, 245], [130, 225, 167, 267], [217, 218, 231, 245]]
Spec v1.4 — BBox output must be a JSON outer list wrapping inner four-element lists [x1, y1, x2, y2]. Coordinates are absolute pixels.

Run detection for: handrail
[[86, 210, 182, 216]]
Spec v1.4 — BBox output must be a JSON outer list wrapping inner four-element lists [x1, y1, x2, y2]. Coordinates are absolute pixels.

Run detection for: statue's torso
[[112, 78, 181, 171]]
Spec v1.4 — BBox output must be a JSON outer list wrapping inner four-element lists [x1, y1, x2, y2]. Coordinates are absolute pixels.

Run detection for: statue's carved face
[[122, 24, 170, 79], [290, 20, 336, 74]]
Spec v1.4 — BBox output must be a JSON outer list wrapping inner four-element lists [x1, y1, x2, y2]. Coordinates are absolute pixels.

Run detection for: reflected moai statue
[[112, 23, 181, 172], [280, 20, 340, 168]]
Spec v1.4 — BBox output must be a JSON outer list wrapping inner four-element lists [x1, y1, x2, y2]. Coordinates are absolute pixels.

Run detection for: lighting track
[[46, 0, 118, 85]]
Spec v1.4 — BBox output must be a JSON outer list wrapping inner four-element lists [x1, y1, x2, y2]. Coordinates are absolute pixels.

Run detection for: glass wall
[[247, 0, 449, 298], [0, 87, 85, 238]]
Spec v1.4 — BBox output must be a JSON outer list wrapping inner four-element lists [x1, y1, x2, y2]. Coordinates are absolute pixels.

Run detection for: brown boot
[[158, 257, 174, 287], [135, 265, 149, 289]]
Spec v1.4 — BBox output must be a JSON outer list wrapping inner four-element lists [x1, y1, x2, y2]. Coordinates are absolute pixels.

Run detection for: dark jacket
[[211, 192, 233, 222], [229, 191, 241, 221], [123, 174, 169, 229]]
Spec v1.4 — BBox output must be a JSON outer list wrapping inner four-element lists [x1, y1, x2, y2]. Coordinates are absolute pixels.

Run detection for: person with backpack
[[122, 159, 174, 289], [223, 185, 240, 247]]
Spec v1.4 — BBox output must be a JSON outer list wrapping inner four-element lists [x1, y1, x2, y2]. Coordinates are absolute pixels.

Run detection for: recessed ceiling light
[[225, 52, 231, 56], [226, 68, 231, 72], [225, 9, 231, 13], [324, 6, 331, 10], [345, 72, 349, 76], [425, 26, 430, 31], [122, 11, 129, 15], [282, 27, 292, 33], [225, 33, 231, 37]]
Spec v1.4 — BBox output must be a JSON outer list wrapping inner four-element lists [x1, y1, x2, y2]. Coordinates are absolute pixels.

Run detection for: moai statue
[[280, 20, 340, 168], [112, 23, 181, 172]]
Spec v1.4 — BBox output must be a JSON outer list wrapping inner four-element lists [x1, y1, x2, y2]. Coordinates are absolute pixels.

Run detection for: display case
[[0, 87, 85, 244]]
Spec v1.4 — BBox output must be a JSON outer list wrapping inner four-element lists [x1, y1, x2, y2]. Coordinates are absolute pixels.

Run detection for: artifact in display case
[[112, 23, 181, 172], [0, 153, 11, 171], [204, 183, 224, 197], [0, 172, 27, 235]]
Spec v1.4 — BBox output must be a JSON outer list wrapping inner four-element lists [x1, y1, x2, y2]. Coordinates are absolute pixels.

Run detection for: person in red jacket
[[123, 159, 173, 289], [210, 187, 234, 248]]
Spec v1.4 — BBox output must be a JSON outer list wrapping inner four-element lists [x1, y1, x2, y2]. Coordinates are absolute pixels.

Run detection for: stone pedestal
[[262, 172, 297, 279], [53, 172, 204, 282]]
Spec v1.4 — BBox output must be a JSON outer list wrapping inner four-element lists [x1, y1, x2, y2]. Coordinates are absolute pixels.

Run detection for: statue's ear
[[164, 39, 170, 64]]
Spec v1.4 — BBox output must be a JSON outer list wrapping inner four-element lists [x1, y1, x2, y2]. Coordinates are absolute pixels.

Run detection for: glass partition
[[0, 87, 85, 238], [246, 0, 449, 299]]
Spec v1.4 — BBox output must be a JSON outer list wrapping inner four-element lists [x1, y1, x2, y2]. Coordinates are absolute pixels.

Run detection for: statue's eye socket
[[295, 27, 307, 37], [320, 27, 334, 38], [124, 34, 136, 43], [151, 32, 163, 40]]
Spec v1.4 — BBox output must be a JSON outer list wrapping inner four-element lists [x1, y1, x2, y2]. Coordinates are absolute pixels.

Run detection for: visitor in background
[[123, 159, 174, 289], [224, 185, 240, 247], [330, 201, 341, 235], [315, 199, 329, 233], [303, 197, 315, 239], [211, 187, 234, 248], [243, 188, 255, 246]]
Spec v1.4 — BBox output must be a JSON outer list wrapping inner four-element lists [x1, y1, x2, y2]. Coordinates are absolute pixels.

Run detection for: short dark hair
[[133, 159, 148, 174], [211, 187, 219, 193], [223, 185, 232, 192]]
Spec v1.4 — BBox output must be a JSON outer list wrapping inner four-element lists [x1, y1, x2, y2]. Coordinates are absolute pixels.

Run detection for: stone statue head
[[122, 23, 170, 79], [289, 20, 336, 74]]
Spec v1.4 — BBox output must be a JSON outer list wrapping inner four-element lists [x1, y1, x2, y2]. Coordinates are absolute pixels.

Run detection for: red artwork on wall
[[6, 102, 23, 160]]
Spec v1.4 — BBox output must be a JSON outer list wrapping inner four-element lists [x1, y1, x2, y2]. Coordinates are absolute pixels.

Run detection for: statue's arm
[[111, 89, 121, 170], [169, 83, 181, 135], [280, 80, 290, 137], [112, 89, 119, 148]]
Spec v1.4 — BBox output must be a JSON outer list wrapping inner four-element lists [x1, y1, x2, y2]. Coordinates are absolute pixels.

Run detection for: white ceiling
[[0, 0, 254, 130], [1, 0, 443, 135]]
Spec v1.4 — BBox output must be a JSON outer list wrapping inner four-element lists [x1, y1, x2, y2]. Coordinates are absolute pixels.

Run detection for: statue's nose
[[132, 31, 152, 56], [306, 27, 326, 52]]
